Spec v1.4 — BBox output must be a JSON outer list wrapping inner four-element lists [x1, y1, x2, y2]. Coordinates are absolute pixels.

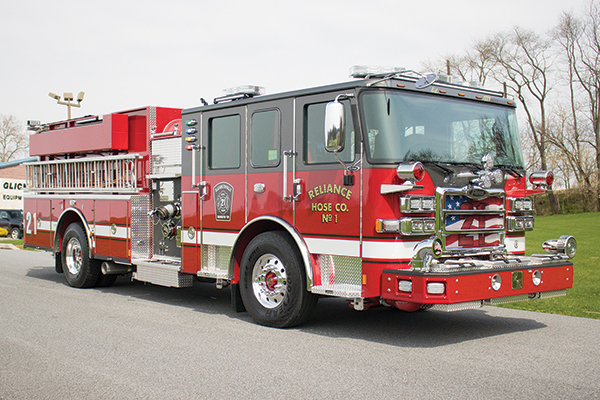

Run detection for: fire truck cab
[[24, 67, 576, 327]]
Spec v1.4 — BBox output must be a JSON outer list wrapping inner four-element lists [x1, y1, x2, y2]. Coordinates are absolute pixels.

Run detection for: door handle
[[282, 150, 297, 202]]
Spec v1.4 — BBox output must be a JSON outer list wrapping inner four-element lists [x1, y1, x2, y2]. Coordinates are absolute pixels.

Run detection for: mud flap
[[55, 252, 63, 274], [231, 283, 246, 312]]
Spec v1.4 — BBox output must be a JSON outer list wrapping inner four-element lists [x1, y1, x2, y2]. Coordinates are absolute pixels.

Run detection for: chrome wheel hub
[[251, 254, 287, 309], [65, 237, 83, 276]]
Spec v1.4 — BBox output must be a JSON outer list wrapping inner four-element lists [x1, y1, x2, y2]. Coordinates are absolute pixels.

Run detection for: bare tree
[[0, 114, 29, 162], [491, 27, 560, 214], [547, 104, 596, 210], [465, 39, 498, 86], [553, 2, 600, 211], [422, 39, 497, 86]]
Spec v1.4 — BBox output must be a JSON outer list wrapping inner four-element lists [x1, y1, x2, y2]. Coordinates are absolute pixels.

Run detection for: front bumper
[[381, 254, 573, 311]]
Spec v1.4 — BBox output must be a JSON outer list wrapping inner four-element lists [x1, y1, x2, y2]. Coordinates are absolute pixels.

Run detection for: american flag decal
[[445, 195, 503, 211], [445, 214, 504, 231], [443, 193, 505, 249], [446, 233, 502, 249]]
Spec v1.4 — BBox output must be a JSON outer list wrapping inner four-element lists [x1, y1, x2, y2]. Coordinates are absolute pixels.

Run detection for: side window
[[303, 100, 354, 164], [251, 109, 280, 167], [208, 114, 241, 169]]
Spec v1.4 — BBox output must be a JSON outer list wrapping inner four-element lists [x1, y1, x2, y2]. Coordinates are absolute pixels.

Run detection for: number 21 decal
[[26, 212, 37, 236]]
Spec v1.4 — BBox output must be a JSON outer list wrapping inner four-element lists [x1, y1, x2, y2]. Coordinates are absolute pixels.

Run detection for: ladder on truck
[[25, 154, 140, 193]]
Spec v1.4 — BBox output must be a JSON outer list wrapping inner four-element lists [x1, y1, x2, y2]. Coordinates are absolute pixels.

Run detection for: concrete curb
[[0, 243, 20, 250]]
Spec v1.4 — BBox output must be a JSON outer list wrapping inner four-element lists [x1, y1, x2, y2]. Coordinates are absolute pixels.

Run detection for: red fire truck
[[24, 66, 576, 327]]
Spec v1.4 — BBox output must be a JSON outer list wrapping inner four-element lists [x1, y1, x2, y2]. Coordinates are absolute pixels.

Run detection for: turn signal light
[[375, 219, 400, 233], [375, 218, 435, 235]]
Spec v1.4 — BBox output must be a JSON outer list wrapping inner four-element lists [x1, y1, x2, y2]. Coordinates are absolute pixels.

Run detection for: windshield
[[10, 210, 23, 219], [361, 90, 525, 168]]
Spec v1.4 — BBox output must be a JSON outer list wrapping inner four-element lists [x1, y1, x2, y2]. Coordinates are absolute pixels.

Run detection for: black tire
[[239, 232, 317, 328], [10, 227, 21, 240], [61, 223, 100, 288]]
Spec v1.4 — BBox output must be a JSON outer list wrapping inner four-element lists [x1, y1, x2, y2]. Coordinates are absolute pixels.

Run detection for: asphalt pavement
[[1, 249, 599, 400]]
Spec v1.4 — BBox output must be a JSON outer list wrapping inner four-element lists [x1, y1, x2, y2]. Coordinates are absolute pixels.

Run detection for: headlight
[[400, 218, 436, 235], [400, 196, 436, 213], [510, 197, 534, 212], [515, 198, 524, 210], [507, 216, 534, 232]]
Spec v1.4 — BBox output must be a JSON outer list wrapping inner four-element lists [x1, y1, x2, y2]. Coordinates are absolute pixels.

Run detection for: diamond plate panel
[[134, 260, 193, 288], [540, 289, 567, 299], [311, 255, 362, 297], [149, 106, 156, 132], [429, 301, 483, 312], [199, 245, 231, 278], [131, 195, 151, 259]]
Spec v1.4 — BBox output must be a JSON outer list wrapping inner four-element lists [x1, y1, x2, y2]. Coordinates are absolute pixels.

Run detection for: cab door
[[293, 93, 362, 296], [246, 99, 294, 223], [199, 106, 246, 278]]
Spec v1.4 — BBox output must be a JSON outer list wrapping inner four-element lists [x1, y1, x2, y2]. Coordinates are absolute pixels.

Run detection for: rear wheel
[[61, 223, 99, 288], [239, 232, 317, 328]]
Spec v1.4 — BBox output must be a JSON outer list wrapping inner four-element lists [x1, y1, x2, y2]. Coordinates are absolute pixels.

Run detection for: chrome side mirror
[[324, 99, 345, 153]]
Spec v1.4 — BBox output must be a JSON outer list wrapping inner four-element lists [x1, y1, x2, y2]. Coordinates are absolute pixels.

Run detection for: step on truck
[[23, 66, 577, 327]]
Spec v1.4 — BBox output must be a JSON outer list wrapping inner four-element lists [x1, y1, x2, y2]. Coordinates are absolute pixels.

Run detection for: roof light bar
[[223, 85, 265, 96], [437, 74, 483, 88], [350, 65, 405, 79], [214, 85, 265, 104]]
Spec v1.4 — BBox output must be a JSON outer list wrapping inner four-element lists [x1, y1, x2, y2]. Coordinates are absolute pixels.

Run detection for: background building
[[0, 157, 35, 210]]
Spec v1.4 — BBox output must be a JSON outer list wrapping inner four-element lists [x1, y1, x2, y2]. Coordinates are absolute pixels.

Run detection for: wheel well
[[230, 218, 313, 288], [54, 210, 90, 255]]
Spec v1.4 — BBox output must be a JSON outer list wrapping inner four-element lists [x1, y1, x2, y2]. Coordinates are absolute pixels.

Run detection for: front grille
[[438, 188, 506, 252]]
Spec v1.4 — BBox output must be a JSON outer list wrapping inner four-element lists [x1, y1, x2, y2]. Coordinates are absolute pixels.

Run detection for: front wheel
[[61, 223, 100, 288], [239, 232, 317, 328], [10, 227, 21, 239]]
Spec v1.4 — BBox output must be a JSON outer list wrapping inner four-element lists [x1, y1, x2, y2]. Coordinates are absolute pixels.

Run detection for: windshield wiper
[[495, 164, 524, 178], [446, 162, 482, 171], [422, 161, 454, 175]]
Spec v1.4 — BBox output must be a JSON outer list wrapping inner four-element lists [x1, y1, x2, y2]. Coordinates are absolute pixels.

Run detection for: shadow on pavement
[[26, 265, 546, 348]]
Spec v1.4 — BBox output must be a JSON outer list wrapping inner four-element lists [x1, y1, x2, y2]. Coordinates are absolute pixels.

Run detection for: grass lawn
[[499, 212, 600, 319], [0, 238, 24, 249]]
